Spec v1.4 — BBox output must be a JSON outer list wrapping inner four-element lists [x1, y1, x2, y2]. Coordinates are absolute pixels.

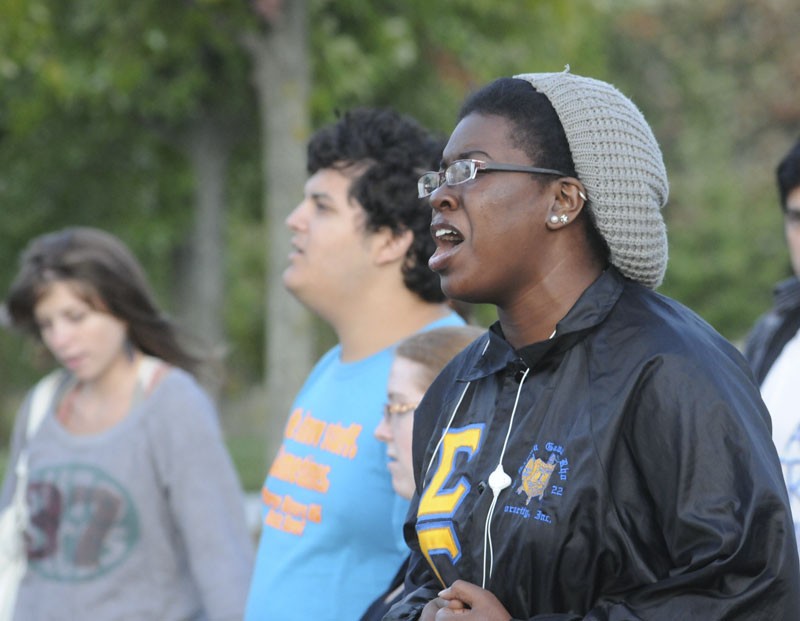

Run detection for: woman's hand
[[419, 596, 451, 620], [421, 580, 512, 620]]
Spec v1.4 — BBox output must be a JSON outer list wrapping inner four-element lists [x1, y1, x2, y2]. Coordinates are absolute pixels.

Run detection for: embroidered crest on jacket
[[517, 453, 557, 504]]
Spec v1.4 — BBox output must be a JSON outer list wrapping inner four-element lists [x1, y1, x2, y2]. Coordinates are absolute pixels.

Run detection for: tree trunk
[[244, 0, 314, 465], [180, 116, 230, 399]]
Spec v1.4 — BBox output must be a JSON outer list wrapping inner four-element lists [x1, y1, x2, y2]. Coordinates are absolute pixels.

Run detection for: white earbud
[[482, 366, 530, 589], [488, 464, 511, 495]]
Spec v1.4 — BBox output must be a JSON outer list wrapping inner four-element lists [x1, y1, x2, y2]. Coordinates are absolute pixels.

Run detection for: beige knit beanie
[[514, 68, 669, 289]]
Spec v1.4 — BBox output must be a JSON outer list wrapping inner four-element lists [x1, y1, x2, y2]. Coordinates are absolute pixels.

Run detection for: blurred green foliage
[[1, 0, 799, 489]]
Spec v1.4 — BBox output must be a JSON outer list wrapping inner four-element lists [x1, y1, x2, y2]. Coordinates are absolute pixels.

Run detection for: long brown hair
[[5, 227, 201, 375]]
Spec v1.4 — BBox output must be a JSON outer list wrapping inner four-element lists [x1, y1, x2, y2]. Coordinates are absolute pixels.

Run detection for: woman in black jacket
[[384, 70, 800, 621]]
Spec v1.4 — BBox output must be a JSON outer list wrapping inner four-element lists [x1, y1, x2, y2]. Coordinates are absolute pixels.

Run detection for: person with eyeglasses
[[243, 108, 466, 621], [384, 70, 800, 621], [744, 136, 800, 556], [359, 325, 485, 621]]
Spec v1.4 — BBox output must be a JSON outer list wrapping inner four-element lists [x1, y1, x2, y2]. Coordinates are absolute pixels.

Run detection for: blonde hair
[[396, 325, 485, 390]]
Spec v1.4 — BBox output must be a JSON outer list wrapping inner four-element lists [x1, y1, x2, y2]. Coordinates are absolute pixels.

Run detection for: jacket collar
[[774, 276, 800, 314], [463, 267, 626, 381]]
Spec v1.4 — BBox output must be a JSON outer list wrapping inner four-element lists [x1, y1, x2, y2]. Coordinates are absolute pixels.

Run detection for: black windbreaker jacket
[[744, 275, 800, 386], [386, 268, 800, 621]]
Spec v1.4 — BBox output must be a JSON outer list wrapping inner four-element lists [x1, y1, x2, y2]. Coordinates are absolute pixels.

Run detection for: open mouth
[[429, 222, 465, 273], [433, 226, 464, 246]]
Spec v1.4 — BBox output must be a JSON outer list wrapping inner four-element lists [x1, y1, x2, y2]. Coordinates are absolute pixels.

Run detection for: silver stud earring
[[549, 215, 560, 224], [559, 214, 569, 224]]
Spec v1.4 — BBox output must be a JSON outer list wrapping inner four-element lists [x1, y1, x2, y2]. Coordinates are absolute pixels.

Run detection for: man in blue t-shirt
[[244, 108, 465, 621]]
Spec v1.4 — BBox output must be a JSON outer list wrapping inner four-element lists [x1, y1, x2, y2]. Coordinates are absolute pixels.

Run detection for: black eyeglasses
[[417, 159, 569, 198]]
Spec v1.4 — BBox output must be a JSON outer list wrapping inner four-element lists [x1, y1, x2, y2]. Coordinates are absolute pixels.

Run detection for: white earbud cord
[[482, 366, 530, 588], [423, 337, 490, 484], [424, 380, 471, 484]]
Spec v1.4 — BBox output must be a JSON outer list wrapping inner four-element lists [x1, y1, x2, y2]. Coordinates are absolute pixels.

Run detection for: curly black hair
[[307, 107, 446, 303]]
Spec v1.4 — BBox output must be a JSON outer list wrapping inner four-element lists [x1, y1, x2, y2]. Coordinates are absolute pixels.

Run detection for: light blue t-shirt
[[245, 314, 464, 621]]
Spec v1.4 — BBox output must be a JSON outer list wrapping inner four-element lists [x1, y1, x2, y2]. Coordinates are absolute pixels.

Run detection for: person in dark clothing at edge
[[744, 137, 800, 553], [382, 69, 800, 621]]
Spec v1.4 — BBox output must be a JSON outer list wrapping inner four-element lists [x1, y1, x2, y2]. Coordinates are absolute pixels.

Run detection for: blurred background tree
[[610, 0, 800, 337], [1, 0, 798, 489]]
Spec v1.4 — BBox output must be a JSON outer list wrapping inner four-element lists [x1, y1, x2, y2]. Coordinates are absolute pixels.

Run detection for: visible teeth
[[435, 228, 456, 238]]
